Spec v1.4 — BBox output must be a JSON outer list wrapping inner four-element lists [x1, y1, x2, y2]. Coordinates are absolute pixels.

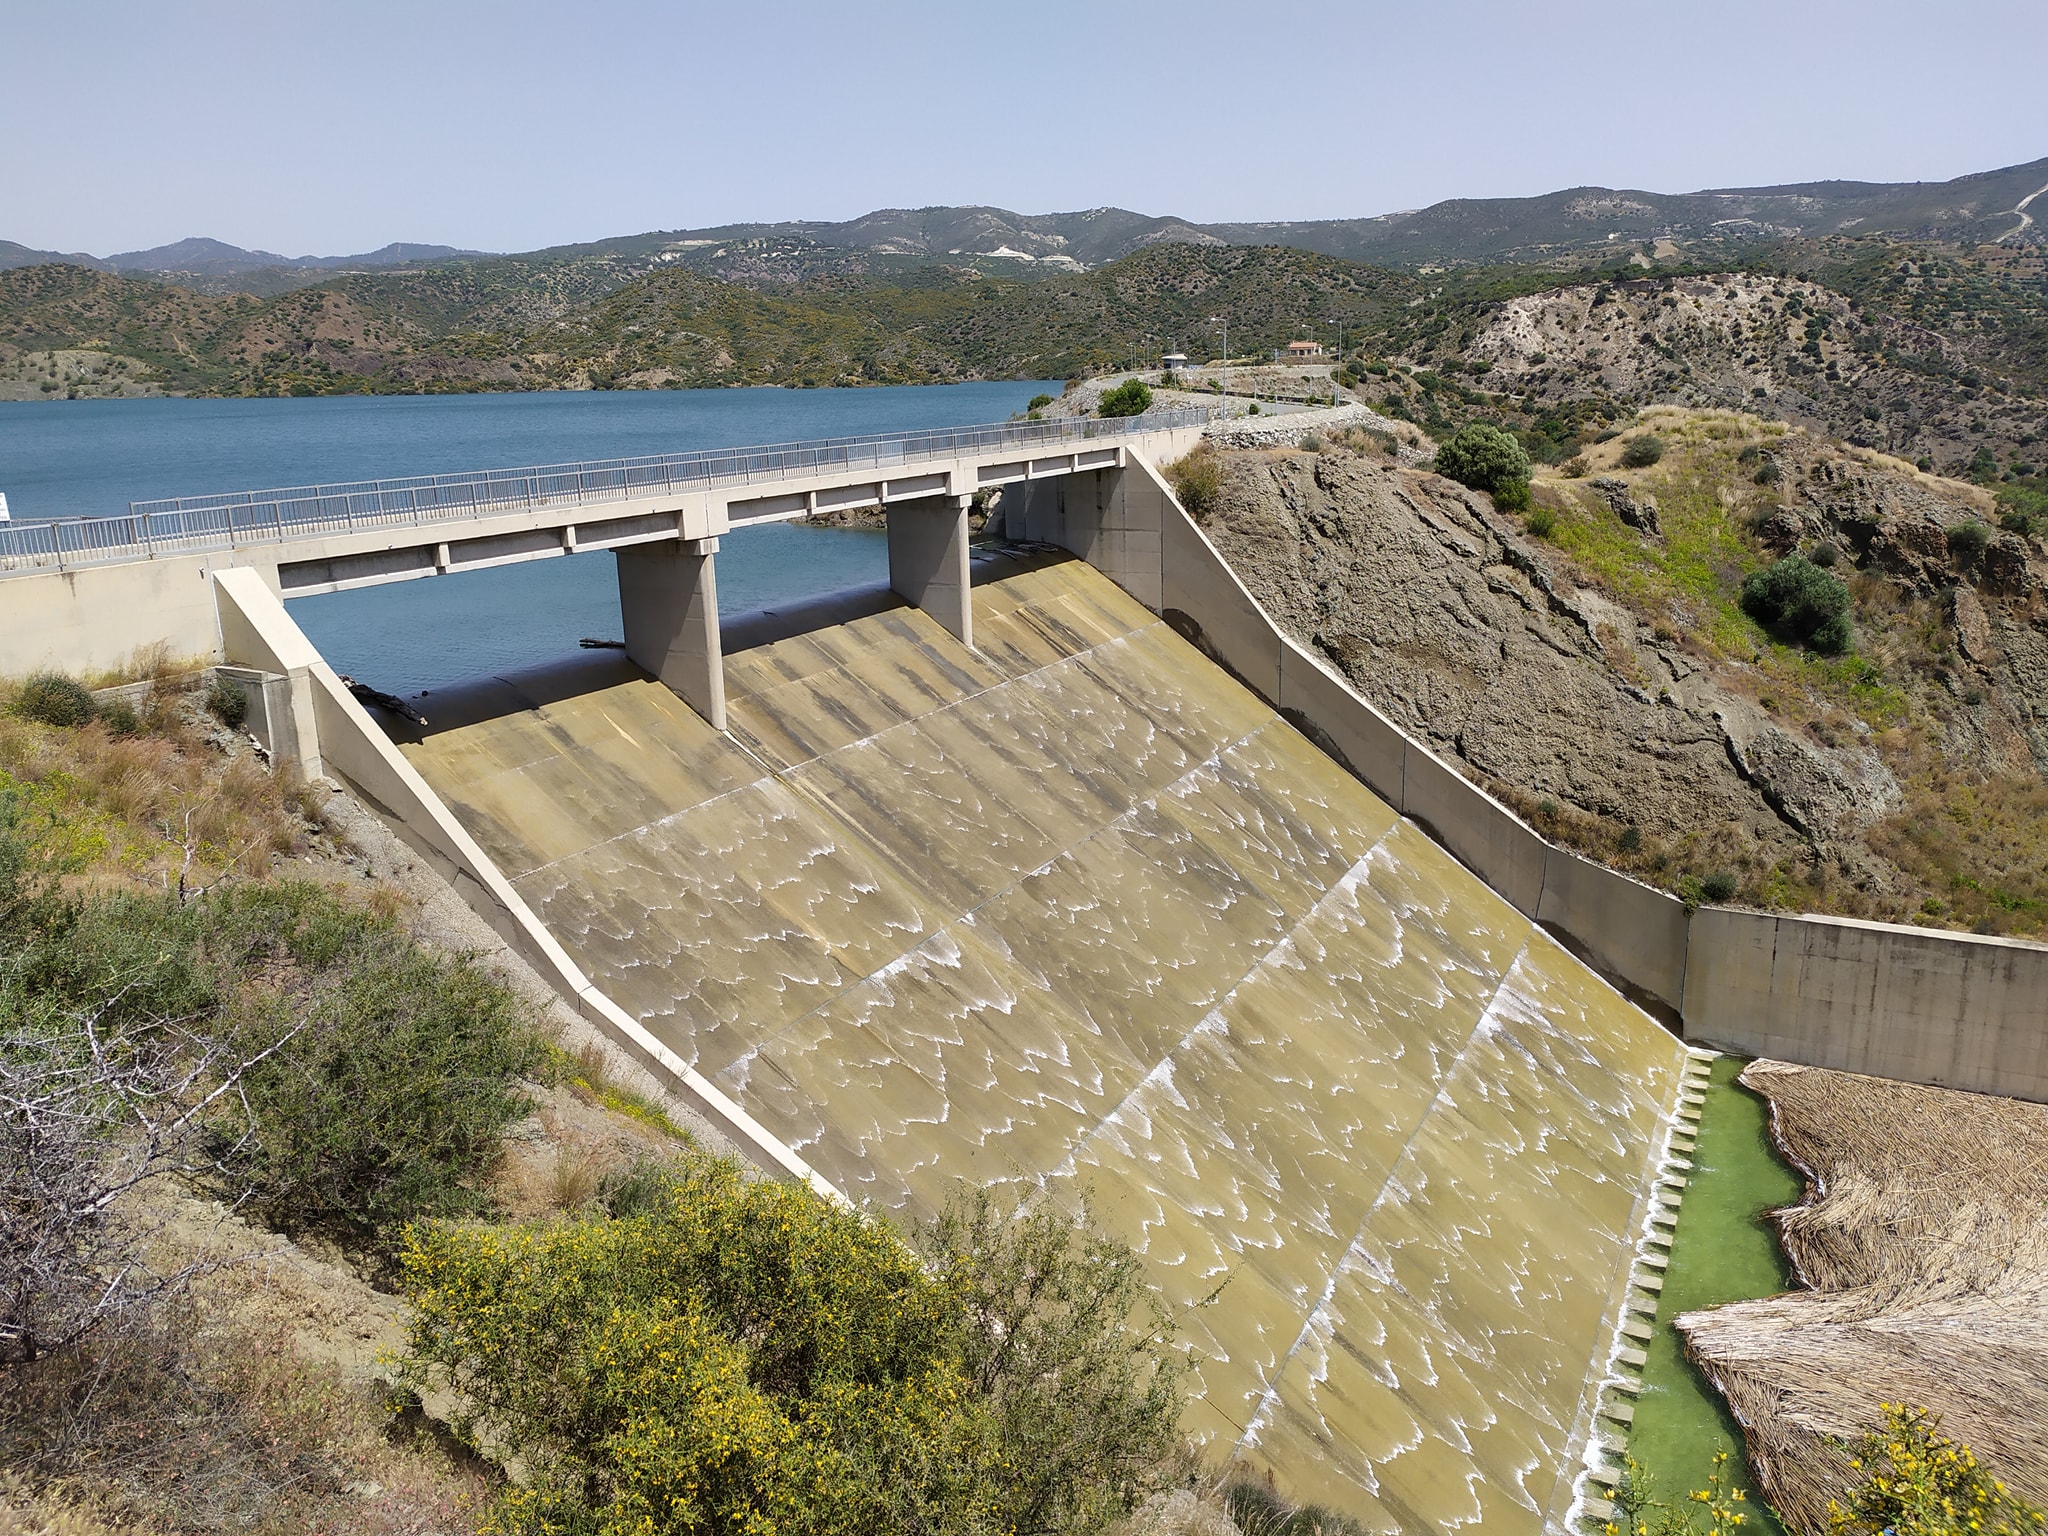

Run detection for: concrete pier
[[886, 494, 974, 648], [617, 537, 726, 730]]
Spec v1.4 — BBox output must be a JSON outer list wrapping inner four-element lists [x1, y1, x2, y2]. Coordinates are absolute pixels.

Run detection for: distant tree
[[1432, 422, 1532, 510], [1096, 379, 1152, 418], [1027, 393, 1054, 411]]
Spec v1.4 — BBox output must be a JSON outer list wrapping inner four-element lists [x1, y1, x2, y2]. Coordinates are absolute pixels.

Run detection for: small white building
[[1161, 352, 1190, 374]]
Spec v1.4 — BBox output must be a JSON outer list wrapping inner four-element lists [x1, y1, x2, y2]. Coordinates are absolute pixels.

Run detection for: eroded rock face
[[1198, 450, 1903, 876], [1588, 475, 1660, 534]]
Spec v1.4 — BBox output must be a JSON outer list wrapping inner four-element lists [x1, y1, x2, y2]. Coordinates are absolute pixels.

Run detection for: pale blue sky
[[8, 0, 2044, 257]]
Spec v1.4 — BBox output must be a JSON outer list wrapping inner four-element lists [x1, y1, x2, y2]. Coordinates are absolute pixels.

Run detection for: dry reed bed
[[1677, 1059, 2048, 1534]]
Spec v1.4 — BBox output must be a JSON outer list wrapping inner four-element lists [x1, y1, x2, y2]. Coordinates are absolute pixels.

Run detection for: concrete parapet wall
[[209, 569, 844, 1198], [1116, 453, 2048, 1102], [0, 552, 239, 677]]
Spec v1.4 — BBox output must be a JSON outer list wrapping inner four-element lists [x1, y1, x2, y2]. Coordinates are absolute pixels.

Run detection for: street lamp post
[[1209, 315, 1229, 419]]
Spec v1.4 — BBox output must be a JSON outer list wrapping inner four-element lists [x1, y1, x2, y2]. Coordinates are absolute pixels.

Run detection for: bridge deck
[[0, 409, 1209, 579]]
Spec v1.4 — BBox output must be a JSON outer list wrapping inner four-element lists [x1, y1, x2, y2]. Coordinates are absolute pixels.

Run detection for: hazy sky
[[9, 0, 2044, 257]]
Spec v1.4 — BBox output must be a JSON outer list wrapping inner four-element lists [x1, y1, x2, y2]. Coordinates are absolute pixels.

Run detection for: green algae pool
[[1625, 1055, 1805, 1533]]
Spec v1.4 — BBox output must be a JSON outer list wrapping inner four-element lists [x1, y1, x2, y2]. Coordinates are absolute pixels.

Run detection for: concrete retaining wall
[[0, 551, 244, 677], [210, 569, 845, 1201], [1108, 454, 2048, 1103]]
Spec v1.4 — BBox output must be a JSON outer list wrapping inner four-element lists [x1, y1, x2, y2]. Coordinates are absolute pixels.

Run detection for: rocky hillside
[[1192, 408, 2048, 936], [1463, 268, 2047, 468]]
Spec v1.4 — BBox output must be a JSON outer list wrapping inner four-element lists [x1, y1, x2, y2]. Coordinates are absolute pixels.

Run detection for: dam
[[11, 412, 2040, 1528], [398, 546, 1688, 1527]]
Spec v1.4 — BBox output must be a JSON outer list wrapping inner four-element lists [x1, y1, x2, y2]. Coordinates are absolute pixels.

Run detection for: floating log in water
[[338, 675, 427, 726], [579, 637, 626, 649]]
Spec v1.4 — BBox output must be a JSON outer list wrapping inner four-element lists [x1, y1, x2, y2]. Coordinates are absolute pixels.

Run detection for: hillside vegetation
[[1192, 408, 2048, 937], [6, 231, 2041, 483]]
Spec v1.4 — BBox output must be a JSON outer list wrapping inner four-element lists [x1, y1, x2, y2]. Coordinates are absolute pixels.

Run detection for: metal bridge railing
[[0, 407, 1215, 578]]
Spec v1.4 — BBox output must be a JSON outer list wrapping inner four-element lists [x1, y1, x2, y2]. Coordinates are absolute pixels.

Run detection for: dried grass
[[1677, 1060, 2048, 1534], [0, 687, 322, 893], [0, 1299, 484, 1535]]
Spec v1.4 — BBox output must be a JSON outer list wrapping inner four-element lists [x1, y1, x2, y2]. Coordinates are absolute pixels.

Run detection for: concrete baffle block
[[616, 537, 726, 730], [887, 495, 973, 647]]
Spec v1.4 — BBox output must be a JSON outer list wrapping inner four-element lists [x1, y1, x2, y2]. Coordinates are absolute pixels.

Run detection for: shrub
[[1027, 393, 1054, 411], [1810, 541, 1839, 567], [99, 698, 142, 737], [1526, 507, 1557, 538], [1620, 434, 1666, 468], [1617, 825, 1643, 854], [1096, 378, 1152, 418], [1828, 1404, 2046, 1536], [1493, 478, 1532, 512], [400, 1169, 1181, 1536], [1741, 555, 1854, 653], [1700, 870, 1739, 903], [1433, 422, 1532, 507], [1561, 455, 1589, 478], [1947, 520, 1993, 560], [219, 883, 552, 1260], [1300, 433, 1323, 452], [12, 673, 97, 729], [1164, 445, 1223, 519], [204, 674, 248, 729]]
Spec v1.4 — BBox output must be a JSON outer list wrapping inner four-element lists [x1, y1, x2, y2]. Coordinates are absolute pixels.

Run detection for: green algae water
[[1627, 1055, 1804, 1532]]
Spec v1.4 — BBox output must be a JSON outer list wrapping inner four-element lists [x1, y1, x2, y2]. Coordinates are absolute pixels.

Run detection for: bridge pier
[[616, 537, 726, 731], [887, 494, 973, 648]]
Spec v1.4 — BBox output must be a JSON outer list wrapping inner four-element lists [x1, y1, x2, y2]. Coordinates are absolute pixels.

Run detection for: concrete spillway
[[402, 551, 1687, 1530]]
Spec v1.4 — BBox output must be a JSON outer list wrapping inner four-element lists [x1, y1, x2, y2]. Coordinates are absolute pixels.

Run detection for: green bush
[[12, 673, 97, 729], [1741, 554, 1854, 653], [1432, 422, 1532, 505], [3, 874, 555, 1267], [1620, 434, 1666, 468], [98, 699, 142, 737], [1095, 378, 1152, 418], [400, 1169, 1181, 1536], [204, 674, 248, 729], [217, 883, 551, 1257], [1027, 393, 1054, 411], [1700, 870, 1739, 903], [1165, 445, 1224, 519], [1947, 520, 1993, 560], [1526, 507, 1557, 538]]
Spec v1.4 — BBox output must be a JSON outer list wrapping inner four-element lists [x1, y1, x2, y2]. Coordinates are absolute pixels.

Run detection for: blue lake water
[[0, 383, 1054, 691]]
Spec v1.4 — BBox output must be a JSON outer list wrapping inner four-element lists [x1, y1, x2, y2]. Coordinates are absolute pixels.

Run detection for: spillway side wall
[[1109, 454, 2048, 1104], [208, 570, 847, 1199]]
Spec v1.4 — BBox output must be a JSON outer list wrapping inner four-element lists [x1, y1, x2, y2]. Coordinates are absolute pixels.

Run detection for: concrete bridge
[[0, 408, 1209, 716]]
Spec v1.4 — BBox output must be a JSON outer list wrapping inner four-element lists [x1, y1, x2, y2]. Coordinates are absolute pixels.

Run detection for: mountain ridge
[[7, 155, 2042, 296]]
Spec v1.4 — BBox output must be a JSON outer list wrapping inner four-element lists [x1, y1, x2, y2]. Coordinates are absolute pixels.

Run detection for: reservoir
[[0, 382, 1055, 690]]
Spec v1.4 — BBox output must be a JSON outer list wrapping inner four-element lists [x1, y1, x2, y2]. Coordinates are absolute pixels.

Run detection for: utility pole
[[1209, 314, 1229, 419]]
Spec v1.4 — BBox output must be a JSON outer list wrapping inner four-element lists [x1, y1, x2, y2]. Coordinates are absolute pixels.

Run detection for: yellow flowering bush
[[400, 1162, 1180, 1535], [1829, 1404, 2047, 1536], [1608, 1445, 1748, 1536]]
